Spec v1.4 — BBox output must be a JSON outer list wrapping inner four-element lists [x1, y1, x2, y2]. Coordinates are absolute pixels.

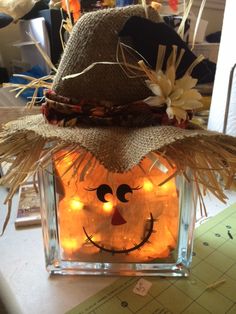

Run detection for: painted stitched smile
[[83, 213, 154, 254]]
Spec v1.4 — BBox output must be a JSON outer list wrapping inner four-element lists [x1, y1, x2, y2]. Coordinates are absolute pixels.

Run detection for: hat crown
[[52, 5, 162, 104]]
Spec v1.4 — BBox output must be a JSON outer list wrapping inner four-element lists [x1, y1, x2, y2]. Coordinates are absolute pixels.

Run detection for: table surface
[[0, 186, 236, 314]]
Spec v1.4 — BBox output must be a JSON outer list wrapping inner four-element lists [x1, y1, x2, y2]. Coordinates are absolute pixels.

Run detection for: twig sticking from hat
[[3, 32, 56, 108], [142, 0, 149, 19], [3, 74, 53, 108], [63, 0, 73, 30], [62, 40, 145, 81], [178, 0, 193, 40], [191, 0, 207, 50], [27, 32, 57, 73], [116, 41, 150, 79]]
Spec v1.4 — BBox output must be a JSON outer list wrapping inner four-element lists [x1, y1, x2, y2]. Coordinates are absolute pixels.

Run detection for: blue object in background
[[9, 65, 46, 102], [116, 0, 133, 7]]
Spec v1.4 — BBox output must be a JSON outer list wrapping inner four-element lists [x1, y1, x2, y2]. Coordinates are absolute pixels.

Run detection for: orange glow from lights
[[61, 155, 73, 166], [160, 180, 175, 191], [61, 238, 79, 251], [70, 198, 84, 211], [53, 150, 179, 262], [143, 180, 153, 192], [103, 202, 113, 213]]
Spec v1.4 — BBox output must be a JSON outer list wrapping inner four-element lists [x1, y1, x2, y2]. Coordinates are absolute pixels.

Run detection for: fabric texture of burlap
[[3, 114, 234, 172], [53, 5, 162, 104]]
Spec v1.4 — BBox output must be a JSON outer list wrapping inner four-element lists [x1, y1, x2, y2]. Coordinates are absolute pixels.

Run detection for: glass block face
[[38, 150, 196, 276]]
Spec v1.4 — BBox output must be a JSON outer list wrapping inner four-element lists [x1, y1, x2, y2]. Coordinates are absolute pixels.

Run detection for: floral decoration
[[139, 47, 203, 124]]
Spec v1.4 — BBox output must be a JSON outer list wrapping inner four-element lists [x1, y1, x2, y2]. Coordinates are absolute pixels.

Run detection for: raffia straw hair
[[3, 74, 53, 108], [3, 32, 55, 108], [0, 116, 236, 231]]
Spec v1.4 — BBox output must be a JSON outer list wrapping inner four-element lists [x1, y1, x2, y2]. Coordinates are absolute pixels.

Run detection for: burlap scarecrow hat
[[1, 5, 236, 225]]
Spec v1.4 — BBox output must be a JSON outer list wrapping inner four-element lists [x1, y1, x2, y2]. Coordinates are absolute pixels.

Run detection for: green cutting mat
[[66, 204, 236, 314]]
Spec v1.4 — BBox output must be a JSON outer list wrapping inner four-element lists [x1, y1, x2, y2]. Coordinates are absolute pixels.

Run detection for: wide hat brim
[[1, 111, 236, 236], [3, 113, 235, 173]]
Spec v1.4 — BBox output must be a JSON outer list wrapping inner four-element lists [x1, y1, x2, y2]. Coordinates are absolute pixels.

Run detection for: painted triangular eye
[[116, 184, 133, 203], [96, 184, 113, 203]]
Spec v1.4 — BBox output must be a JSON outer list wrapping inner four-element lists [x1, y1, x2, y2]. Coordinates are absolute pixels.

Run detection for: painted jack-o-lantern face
[[86, 183, 142, 226], [54, 151, 179, 262], [83, 183, 154, 254]]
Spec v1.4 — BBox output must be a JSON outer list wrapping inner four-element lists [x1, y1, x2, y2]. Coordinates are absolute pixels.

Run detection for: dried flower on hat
[[139, 46, 203, 124]]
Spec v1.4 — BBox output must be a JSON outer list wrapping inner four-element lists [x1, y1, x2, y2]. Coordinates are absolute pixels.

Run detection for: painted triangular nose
[[111, 207, 127, 225]]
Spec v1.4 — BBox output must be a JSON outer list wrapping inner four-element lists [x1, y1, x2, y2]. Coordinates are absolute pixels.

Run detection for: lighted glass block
[[38, 150, 196, 276]]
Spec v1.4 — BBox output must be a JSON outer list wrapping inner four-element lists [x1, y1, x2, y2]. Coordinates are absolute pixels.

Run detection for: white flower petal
[[166, 107, 174, 120], [181, 89, 202, 101], [175, 75, 198, 91], [158, 76, 172, 97], [145, 81, 163, 97], [181, 100, 203, 110], [167, 107, 187, 123], [166, 97, 172, 107], [171, 99, 185, 108], [166, 65, 176, 88], [170, 88, 184, 101], [144, 96, 166, 107]]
